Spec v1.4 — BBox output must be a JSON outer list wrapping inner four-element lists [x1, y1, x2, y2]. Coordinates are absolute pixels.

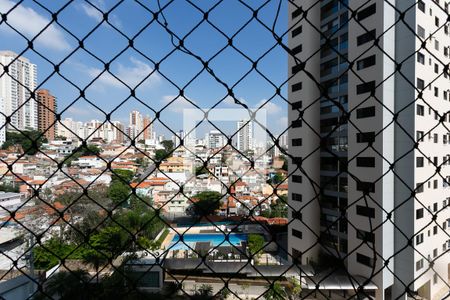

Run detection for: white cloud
[[221, 96, 247, 107], [80, 3, 102, 22], [80, 0, 122, 29], [255, 99, 282, 115], [278, 116, 288, 128], [88, 57, 161, 89], [161, 95, 197, 113], [0, 0, 70, 51]]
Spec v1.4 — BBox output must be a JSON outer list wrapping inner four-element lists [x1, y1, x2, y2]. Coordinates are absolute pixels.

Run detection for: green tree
[[191, 191, 222, 216], [269, 196, 288, 218], [161, 140, 174, 152], [247, 234, 265, 256], [286, 277, 302, 299], [195, 166, 208, 176], [44, 270, 90, 300], [111, 169, 134, 183], [64, 144, 102, 166], [0, 183, 19, 193], [2, 130, 46, 155], [108, 182, 131, 205], [264, 282, 286, 300], [154, 149, 168, 162]]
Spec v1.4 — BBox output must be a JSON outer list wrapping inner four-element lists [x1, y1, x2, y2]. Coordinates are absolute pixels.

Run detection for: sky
[[0, 0, 289, 138]]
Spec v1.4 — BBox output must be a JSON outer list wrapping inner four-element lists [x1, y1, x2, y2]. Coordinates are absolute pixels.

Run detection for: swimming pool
[[170, 233, 247, 250]]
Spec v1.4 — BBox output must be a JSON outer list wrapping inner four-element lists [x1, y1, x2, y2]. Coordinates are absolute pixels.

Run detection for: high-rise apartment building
[[236, 120, 253, 152], [128, 110, 143, 140], [0, 51, 38, 131], [288, 1, 450, 299], [206, 130, 226, 149], [142, 115, 154, 141], [36, 89, 57, 140], [0, 97, 6, 146]]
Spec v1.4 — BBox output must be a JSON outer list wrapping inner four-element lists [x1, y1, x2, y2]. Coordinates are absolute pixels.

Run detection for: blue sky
[[0, 0, 289, 137]]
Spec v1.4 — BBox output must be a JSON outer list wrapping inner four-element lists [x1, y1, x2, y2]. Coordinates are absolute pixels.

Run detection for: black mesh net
[[0, 0, 449, 299]]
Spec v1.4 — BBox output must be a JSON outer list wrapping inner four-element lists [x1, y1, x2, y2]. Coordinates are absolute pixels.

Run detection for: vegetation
[[2, 130, 46, 155], [261, 195, 288, 218], [190, 191, 222, 216], [154, 140, 174, 161], [64, 144, 102, 166], [195, 166, 208, 176], [108, 169, 134, 205], [279, 155, 288, 171], [33, 204, 164, 270], [263, 282, 286, 300], [0, 183, 19, 193], [247, 233, 265, 256]]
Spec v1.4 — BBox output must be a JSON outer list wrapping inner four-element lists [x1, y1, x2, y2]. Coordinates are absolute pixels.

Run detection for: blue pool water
[[170, 233, 247, 250]]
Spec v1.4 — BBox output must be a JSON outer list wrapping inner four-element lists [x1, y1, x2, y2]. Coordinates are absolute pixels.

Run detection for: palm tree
[[44, 270, 90, 299], [263, 281, 286, 300]]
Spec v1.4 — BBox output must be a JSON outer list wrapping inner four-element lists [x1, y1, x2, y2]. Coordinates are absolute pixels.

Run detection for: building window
[[417, 78, 425, 90], [356, 106, 375, 118], [418, 0, 425, 13], [357, 3, 376, 21], [292, 26, 302, 38], [291, 6, 303, 19], [356, 181, 375, 193], [357, 29, 376, 46], [291, 101, 302, 110], [356, 205, 375, 218], [292, 193, 302, 202], [416, 157, 424, 167], [291, 248, 302, 262], [357, 132, 375, 143], [416, 233, 424, 245], [356, 81, 376, 94], [416, 258, 424, 271], [417, 52, 425, 64], [416, 131, 424, 141], [291, 120, 302, 128], [417, 25, 425, 38], [292, 82, 303, 92], [416, 208, 424, 219], [356, 157, 375, 168], [292, 44, 303, 55], [356, 230, 375, 243], [292, 229, 302, 239], [417, 105, 424, 116], [357, 55, 376, 70], [416, 182, 424, 193], [433, 273, 438, 284], [292, 175, 302, 183], [292, 138, 302, 146], [357, 253, 374, 267]]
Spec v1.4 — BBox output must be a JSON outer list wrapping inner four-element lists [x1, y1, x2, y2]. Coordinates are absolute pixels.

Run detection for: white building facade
[[0, 51, 38, 131], [288, 1, 450, 300]]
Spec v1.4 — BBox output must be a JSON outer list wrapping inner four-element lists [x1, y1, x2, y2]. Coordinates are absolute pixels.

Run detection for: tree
[[161, 140, 174, 152], [264, 282, 286, 300], [0, 183, 19, 193], [269, 196, 288, 218], [192, 284, 214, 300], [2, 130, 46, 155], [108, 182, 131, 205], [286, 277, 302, 299], [64, 144, 102, 166], [247, 234, 265, 257], [154, 149, 168, 162], [111, 169, 134, 183], [191, 191, 222, 216], [44, 270, 90, 300], [195, 166, 208, 176]]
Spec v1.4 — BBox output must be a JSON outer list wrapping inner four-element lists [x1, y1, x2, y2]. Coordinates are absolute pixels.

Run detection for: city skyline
[[0, 0, 290, 136]]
